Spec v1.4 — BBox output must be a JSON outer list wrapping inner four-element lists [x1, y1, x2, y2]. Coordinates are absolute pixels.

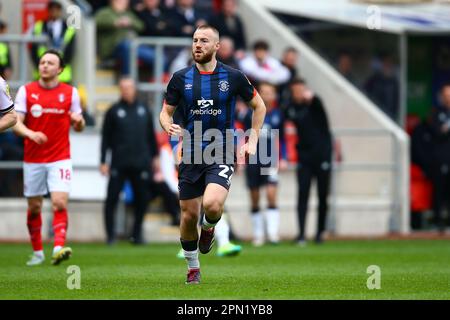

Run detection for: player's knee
[[203, 200, 222, 215], [52, 198, 67, 211], [28, 202, 42, 215], [181, 211, 198, 226]]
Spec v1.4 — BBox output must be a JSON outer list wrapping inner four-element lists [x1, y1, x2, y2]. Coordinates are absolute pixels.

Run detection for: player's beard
[[192, 49, 214, 64]]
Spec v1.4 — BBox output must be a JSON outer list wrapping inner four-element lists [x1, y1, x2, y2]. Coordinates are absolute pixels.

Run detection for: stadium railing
[[129, 36, 192, 116], [328, 128, 407, 234], [0, 34, 48, 89], [0, 0, 96, 115], [64, 0, 97, 116]]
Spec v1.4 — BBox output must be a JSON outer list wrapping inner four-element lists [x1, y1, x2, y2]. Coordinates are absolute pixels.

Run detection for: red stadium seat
[[406, 114, 421, 136], [162, 72, 171, 83], [284, 120, 298, 163], [410, 164, 433, 212], [234, 120, 244, 131]]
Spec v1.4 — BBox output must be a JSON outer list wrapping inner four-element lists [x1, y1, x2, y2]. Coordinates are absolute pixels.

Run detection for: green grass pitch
[[0, 240, 449, 300]]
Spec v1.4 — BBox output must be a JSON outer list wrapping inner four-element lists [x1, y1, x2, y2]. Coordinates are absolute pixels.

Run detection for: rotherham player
[[0, 76, 17, 132], [13, 50, 85, 266]]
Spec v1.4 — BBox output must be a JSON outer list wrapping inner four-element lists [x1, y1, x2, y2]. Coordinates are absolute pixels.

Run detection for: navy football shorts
[[245, 164, 278, 189], [178, 163, 235, 200]]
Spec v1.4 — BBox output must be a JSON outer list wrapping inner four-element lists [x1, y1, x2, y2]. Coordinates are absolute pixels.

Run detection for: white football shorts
[[23, 159, 73, 197]]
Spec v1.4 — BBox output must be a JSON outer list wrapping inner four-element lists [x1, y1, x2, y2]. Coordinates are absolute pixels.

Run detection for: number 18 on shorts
[[23, 159, 73, 197]]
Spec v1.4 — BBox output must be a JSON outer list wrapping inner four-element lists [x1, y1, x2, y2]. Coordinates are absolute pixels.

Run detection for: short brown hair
[[195, 25, 220, 39], [257, 81, 276, 91], [253, 40, 269, 51], [40, 49, 65, 68], [289, 78, 306, 87], [48, 0, 62, 10]]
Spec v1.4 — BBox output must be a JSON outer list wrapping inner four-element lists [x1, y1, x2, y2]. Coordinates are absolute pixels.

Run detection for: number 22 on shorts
[[218, 164, 234, 184]]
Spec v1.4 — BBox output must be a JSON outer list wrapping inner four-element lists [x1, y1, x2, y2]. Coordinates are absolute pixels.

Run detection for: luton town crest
[[218, 80, 229, 92]]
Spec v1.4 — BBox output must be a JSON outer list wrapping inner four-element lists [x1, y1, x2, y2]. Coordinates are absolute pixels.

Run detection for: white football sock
[[215, 215, 230, 247], [252, 212, 264, 242], [183, 249, 200, 270], [266, 208, 280, 242], [34, 250, 44, 258], [202, 216, 219, 231]]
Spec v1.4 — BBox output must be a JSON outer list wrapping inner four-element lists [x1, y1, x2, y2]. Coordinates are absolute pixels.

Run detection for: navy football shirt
[[237, 106, 287, 165], [164, 62, 256, 164]]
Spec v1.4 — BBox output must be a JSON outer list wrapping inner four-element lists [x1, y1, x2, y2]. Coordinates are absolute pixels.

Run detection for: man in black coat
[[429, 83, 450, 232], [100, 77, 159, 245], [284, 78, 333, 245]]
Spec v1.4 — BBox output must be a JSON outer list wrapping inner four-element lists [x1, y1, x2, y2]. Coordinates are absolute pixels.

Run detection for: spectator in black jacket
[[169, 0, 208, 37], [136, 0, 181, 71], [281, 47, 299, 82], [279, 47, 300, 107], [100, 77, 159, 245], [86, 0, 109, 13], [411, 116, 435, 181], [30, 1, 76, 83], [336, 52, 357, 87], [209, 0, 246, 59], [136, 0, 177, 37], [217, 37, 239, 70], [410, 114, 435, 229], [284, 78, 333, 246], [364, 54, 399, 122], [429, 82, 450, 232]]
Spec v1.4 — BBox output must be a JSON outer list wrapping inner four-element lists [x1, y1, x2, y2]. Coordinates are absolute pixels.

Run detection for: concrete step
[[0, 200, 106, 242], [143, 213, 180, 242], [0, 199, 180, 243], [95, 101, 113, 113], [93, 85, 119, 117], [95, 69, 116, 87], [95, 85, 119, 99]]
